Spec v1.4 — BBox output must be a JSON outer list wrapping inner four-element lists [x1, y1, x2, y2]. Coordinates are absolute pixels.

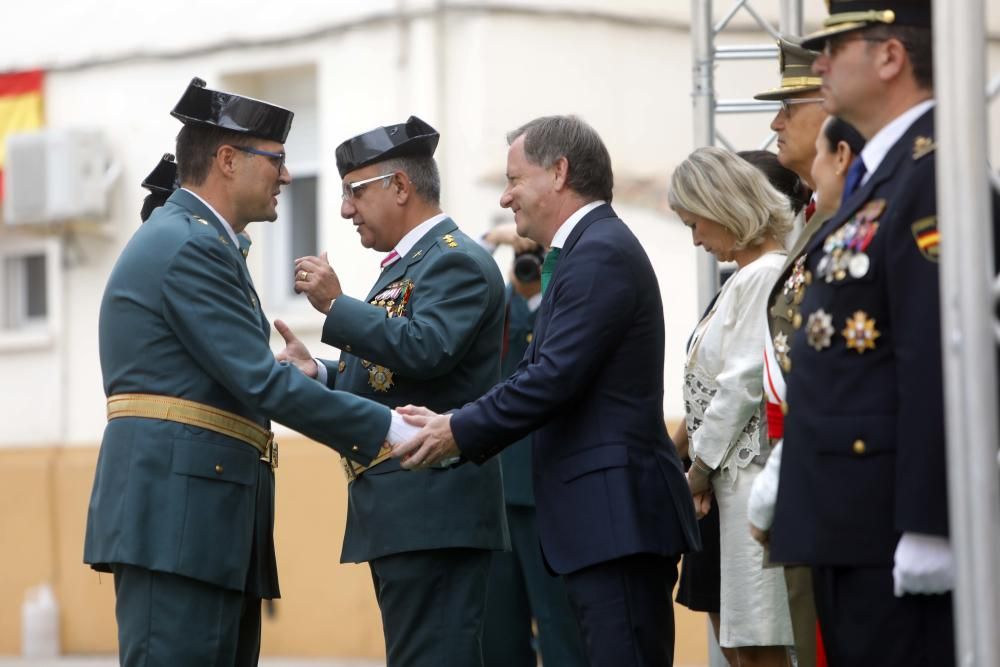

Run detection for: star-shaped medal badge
[[805, 309, 834, 351], [842, 310, 881, 353], [774, 331, 791, 371]]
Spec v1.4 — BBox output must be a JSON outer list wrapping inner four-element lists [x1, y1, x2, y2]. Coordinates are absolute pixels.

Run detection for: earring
[[834, 168, 843, 176]]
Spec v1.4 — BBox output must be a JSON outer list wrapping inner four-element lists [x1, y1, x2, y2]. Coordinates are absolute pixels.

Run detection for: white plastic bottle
[[21, 583, 60, 657]]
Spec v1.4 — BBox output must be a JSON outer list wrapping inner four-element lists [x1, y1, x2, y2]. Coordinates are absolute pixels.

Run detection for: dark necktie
[[541, 247, 561, 294], [841, 157, 867, 205]]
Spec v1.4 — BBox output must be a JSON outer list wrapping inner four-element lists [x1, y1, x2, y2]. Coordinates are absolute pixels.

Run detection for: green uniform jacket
[[84, 189, 390, 598], [498, 285, 538, 507], [320, 219, 510, 563]]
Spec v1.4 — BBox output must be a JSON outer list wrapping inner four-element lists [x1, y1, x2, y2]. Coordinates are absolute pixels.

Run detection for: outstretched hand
[[274, 319, 318, 378], [391, 405, 461, 469]]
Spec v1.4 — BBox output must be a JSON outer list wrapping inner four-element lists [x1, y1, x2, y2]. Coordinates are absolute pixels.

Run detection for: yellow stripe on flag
[[0, 70, 44, 201], [917, 230, 940, 250], [0, 90, 43, 167]]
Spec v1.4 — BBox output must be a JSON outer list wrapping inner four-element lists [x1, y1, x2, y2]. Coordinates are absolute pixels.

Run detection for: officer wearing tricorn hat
[[84, 78, 409, 665], [274, 117, 508, 666], [138, 153, 178, 222], [764, 2, 995, 665]]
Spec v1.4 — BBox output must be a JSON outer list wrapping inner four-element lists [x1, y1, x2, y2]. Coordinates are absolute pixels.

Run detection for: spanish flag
[[0, 70, 44, 201]]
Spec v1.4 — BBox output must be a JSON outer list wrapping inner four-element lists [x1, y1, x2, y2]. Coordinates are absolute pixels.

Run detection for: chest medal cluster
[[788, 199, 889, 358], [360, 279, 415, 392], [816, 199, 884, 283]]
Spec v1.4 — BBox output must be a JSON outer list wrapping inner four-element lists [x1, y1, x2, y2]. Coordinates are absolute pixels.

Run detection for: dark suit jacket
[[320, 219, 509, 563], [84, 189, 390, 598], [772, 109, 949, 565], [451, 204, 700, 574]]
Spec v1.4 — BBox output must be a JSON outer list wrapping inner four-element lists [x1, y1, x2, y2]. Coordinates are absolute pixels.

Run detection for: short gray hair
[[668, 146, 793, 249], [380, 156, 441, 205], [507, 115, 613, 203]]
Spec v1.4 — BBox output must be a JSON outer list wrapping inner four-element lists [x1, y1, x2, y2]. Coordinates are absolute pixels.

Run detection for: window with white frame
[[225, 65, 320, 313], [0, 237, 58, 342]]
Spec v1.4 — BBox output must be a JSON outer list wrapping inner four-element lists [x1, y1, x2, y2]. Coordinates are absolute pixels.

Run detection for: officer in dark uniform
[[768, 3, 999, 665], [85, 78, 397, 666], [278, 117, 509, 667], [480, 237, 587, 667]]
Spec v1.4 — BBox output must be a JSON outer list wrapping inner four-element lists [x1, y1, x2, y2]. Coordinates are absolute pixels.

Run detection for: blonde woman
[[669, 146, 794, 667]]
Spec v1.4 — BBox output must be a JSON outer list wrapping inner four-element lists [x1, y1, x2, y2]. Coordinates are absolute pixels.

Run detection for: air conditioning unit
[[3, 129, 119, 226]]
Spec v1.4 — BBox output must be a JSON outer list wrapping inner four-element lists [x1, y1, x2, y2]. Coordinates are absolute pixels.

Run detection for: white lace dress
[[683, 251, 794, 648]]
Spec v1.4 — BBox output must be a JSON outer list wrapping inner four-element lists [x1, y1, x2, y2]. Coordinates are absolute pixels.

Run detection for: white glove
[[892, 532, 954, 597], [747, 440, 782, 531]]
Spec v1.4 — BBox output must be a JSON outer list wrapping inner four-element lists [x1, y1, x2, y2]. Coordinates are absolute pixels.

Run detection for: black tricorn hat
[[335, 116, 439, 178], [170, 77, 294, 144], [801, 0, 930, 51], [139, 153, 180, 223], [141, 153, 179, 196]]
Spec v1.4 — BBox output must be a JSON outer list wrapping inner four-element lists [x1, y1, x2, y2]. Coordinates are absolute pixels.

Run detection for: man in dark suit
[[84, 78, 404, 666], [275, 117, 508, 667], [478, 228, 587, 667], [392, 115, 701, 667], [769, 2, 985, 664]]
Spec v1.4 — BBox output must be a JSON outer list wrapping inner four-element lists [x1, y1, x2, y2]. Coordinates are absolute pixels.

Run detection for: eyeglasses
[[822, 34, 888, 58], [342, 173, 394, 201], [779, 98, 825, 114], [232, 145, 286, 172]]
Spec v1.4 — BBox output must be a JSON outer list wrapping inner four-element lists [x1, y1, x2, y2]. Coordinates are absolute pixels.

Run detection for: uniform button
[[338, 360, 346, 373], [215, 464, 224, 474], [526, 333, 533, 342], [852, 439, 866, 455], [345, 344, 352, 353], [352, 445, 359, 452], [793, 313, 803, 329], [780, 401, 789, 416]]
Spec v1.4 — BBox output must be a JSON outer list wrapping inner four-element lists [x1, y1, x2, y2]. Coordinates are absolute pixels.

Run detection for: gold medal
[[368, 365, 394, 392], [842, 311, 880, 353]]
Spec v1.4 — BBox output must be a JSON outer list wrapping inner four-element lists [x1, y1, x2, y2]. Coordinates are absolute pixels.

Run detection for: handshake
[[273, 310, 463, 470], [384, 405, 462, 469]]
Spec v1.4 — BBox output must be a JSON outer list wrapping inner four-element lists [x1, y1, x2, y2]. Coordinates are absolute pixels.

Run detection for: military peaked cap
[[801, 0, 931, 51], [754, 38, 822, 101]]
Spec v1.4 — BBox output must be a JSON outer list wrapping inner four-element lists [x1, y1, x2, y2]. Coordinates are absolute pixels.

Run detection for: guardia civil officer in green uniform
[[277, 117, 509, 667], [84, 78, 407, 666]]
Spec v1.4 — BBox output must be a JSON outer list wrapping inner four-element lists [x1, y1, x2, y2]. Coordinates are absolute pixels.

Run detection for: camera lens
[[513, 251, 543, 282]]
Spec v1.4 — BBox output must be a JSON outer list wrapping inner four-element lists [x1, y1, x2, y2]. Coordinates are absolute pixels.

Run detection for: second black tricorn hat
[[170, 77, 294, 144], [753, 38, 821, 100], [335, 116, 440, 178], [141, 153, 179, 195], [801, 0, 931, 51]]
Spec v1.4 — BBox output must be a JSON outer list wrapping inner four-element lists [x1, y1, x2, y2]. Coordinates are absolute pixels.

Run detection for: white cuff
[[314, 358, 328, 385], [386, 410, 422, 445]]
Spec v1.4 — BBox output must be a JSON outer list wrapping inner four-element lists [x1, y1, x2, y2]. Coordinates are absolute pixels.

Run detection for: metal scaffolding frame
[[690, 0, 803, 311], [934, 1, 1000, 665]]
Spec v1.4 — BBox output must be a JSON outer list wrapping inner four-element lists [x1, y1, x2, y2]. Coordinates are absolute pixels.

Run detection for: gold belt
[[342, 444, 394, 481], [107, 393, 277, 469]]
